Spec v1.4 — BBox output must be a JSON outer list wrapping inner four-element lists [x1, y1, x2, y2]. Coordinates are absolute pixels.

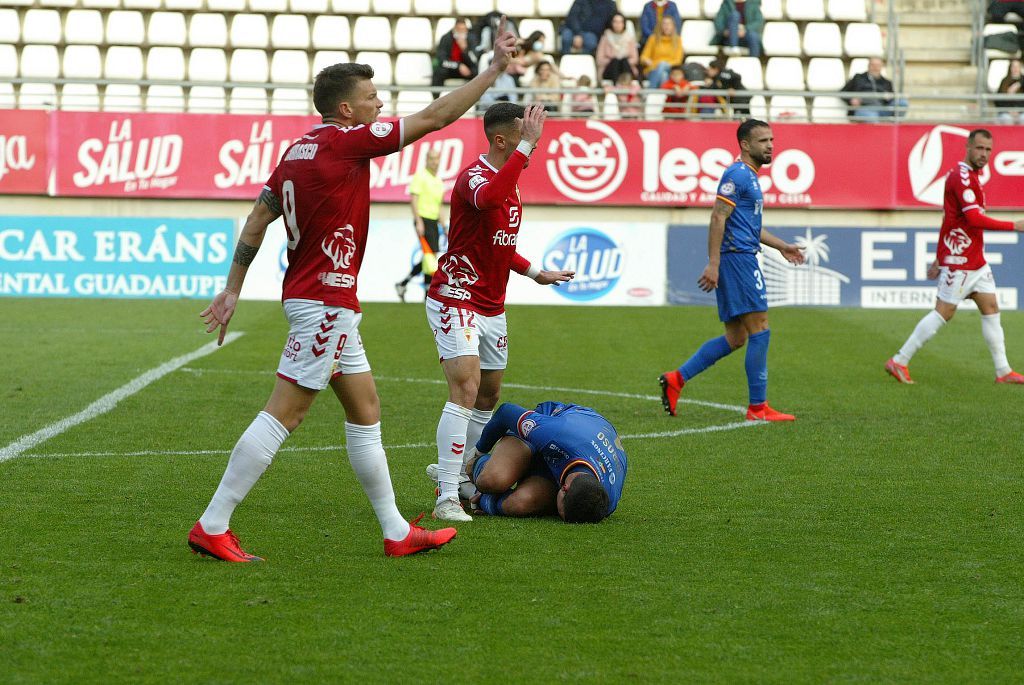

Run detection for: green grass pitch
[[1, 298, 1022, 683]]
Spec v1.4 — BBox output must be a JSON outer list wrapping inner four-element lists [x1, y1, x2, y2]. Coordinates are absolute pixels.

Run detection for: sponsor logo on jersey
[[508, 206, 520, 228], [0, 135, 36, 182], [468, 174, 487, 190], [542, 228, 624, 302], [370, 122, 394, 138], [321, 225, 357, 270], [943, 227, 972, 256], [545, 121, 628, 202], [719, 180, 736, 196], [440, 253, 480, 288], [492, 230, 517, 246]]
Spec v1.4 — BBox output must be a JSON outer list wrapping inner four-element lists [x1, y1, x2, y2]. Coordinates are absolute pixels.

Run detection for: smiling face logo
[[321, 225, 356, 270], [908, 125, 990, 206], [545, 121, 628, 202]]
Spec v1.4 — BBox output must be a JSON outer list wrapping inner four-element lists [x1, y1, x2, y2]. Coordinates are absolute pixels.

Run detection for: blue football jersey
[[477, 402, 627, 514], [716, 161, 764, 254]]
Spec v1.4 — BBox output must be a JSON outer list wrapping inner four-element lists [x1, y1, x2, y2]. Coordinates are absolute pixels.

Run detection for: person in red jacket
[[886, 129, 1024, 384]]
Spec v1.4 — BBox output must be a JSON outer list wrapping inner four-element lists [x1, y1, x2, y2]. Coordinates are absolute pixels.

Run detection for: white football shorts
[[425, 297, 508, 370], [936, 265, 997, 305], [276, 299, 370, 390]]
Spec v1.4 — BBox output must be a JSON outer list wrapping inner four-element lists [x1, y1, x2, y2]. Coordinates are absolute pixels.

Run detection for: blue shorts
[[716, 252, 767, 322]]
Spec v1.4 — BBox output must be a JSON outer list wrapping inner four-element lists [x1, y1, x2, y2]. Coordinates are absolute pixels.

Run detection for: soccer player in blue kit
[[464, 401, 627, 523], [659, 119, 805, 422]]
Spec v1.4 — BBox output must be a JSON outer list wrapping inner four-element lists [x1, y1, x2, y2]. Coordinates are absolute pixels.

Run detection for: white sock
[[436, 402, 472, 501], [345, 421, 410, 541], [894, 310, 946, 365], [199, 411, 288, 535], [981, 313, 1012, 377], [465, 409, 493, 474]]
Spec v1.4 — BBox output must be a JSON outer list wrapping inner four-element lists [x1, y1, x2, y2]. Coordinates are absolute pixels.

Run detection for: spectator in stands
[[473, 11, 519, 61], [700, 56, 749, 117], [661, 64, 693, 117], [640, 15, 684, 88], [432, 19, 478, 96], [841, 57, 898, 121], [711, 0, 763, 58], [597, 13, 641, 83], [989, 0, 1024, 22], [995, 58, 1024, 123], [608, 71, 643, 118], [478, 62, 520, 111], [640, 0, 682, 49], [569, 75, 598, 116], [561, 0, 619, 55], [531, 60, 563, 112], [511, 30, 548, 84]]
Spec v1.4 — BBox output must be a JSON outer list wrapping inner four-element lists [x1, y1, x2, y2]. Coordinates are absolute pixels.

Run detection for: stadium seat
[[190, 14, 229, 48], [728, 55, 764, 89], [332, 0, 371, 12], [761, 22, 801, 57], [395, 89, 433, 115], [413, 0, 454, 15], [519, 19, 557, 52], [22, 9, 62, 44], [189, 47, 229, 82], [844, 23, 884, 57], [681, 20, 716, 55], [62, 83, 101, 111], [291, 0, 329, 10], [0, 46, 18, 79], [619, 0, 645, 17], [497, 0, 529, 16], [20, 45, 60, 79], [703, 0, 723, 17], [271, 49, 310, 84], [64, 10, 105, 45], [314, 50, 351, 74], [803, 22, 842, 57], [105, 46, 144, 80], [312, 16, 351, 50], [806, 57, 845, 90], [20, 83, 58, 109], [229, 86, 269, 113], [0, 83, 13, 109], [163, 0, 204, 9], [146, 85, 185, 111], [394, 18, 434, 52], [984, 24, 1019, 58], [81, 0, 120, 7], [207, 0, 246, 9], [769, 95, 807, 120], [537, 0, 572, 18], [104, 84, 143, 111], [829, 0, 868, 21], [188, 85, 226, 112], [147, 47, 186, 80], [230, 49, 269, 83], [847, 57, 868, 78], [250, 0, 289, 10], [786, 0, 825, 21], [602, 92, 619, 121], [40, 0, 76, 6], [378, 90, 394, 116], [355, 51, 393, 84], [271, 87, 310, 114], [394, 52, 433, 86], [811, 94, 847, 121], [106, 11, 145, 46], [62, 45, 103, 79], [764, 56, 805, 90], [559, 54, 597, 83], [989, 59, 1009, 91], [271, 15, 311, 49], [644, 91, 668, 121], [761, 0, 783, 20], [435, 18, 457, 44], [124, 0, 162, 8], [148, 12, 188, 47], [352, 16, 392, 51], [230, 14, 270, 49], [0, 10, 19, 43], [373, 0, 412, 13]]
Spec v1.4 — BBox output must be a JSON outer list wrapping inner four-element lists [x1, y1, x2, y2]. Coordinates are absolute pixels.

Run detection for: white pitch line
[[0, 333, 244, 464]]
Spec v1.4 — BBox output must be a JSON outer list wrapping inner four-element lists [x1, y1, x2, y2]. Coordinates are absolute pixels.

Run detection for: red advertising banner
[[0, 110, 48, 194], [22, 111, 1024, 209]]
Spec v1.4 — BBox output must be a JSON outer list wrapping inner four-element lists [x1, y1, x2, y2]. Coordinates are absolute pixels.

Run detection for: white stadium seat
[[519, 19, 557, 52], [989, 59, 1009, 91], [207, 0, 246, 9], [123, 0, 162, 7], [413, 0, 453, 16], [828, 0, 867, 22], [271, 87, 310, 114], [559, 54, 597, 84], [188, 85, 226, 112], [803, 22, 842, 57], [189, 47, 229, 82], [537, 0, 572, 18], [984, 23, 1019, 58], [230, 49, 270, 82], [848, 57, 869, 78], [0, 10, 19, 43], [147, 85, 185, 111], [62, 45, 103, 79], [148, 12, 188, 47], [786, 0, 825, 21], [644, 91, 667, 121], [21, 45, 60, 78], [454, 0, 492, 15], [602, 92, 619, 120], [435, 18, 456, 45], [290, 0, 329, 11], [229, 86, 269, 113], [728, 56, 763, 89], [22, 9, 62, 44], [20, 83, 58, 109], [272, 15, 311, 50], [761, 0, 783, 20], [764, 56, 805, 90], [40, 0, 76, 6], [312, 15, 351, 50], [373, 0, 412, 13], [0, 83, 13, 110], [395, 89, 433, 115], [762, 22, 801, 57], [65, 10, 105, 45], [676, 0, 701, 19], [230, 14, 270, 49], [271, 49, 310, 84], [250, 0, 289, 11], [394, 52, 433, 86], [105, 46, 144, 80], [147, 47, 186, 80], [163, 0, 203, 9], [0, 46, 18, 78], [62, 84, 101, 111], [844, 23, 884, 57], [104, 84, 143, 112], [811, 95, 847, 121], [769, 95, 807, 121], [314, 50, 351, 74], [681, 20, 716, 55], [497, 0, 528, 16], [190, 14, 229, 48], [352, 16, 392, 51], [81, 0, 120, 7], [394, 17, 434, 52], [332, 0, 371, 12], [106, 11, 145, 46], [806, 57, 845, 90], [704, 0, 723, 17], [355, 51, 393, 84]]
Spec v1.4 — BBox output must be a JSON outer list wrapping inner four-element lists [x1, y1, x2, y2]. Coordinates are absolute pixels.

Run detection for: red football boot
[[658, 370, 685, 416], [996, 370, 1024, 384], [384, 514, 457, 557], [885, 358, 914, 384], [188, 521, 263, 562], [746, 403, 796, 422]]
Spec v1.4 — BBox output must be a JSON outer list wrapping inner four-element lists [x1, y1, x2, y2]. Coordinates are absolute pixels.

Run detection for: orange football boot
[[658, 370, 685, 416], [188, 521, 263, 562], [746, 403, 796, 421], [384, 514, 457, 557], [996, 370, 1024, 384], [885, 358, 914, 384]]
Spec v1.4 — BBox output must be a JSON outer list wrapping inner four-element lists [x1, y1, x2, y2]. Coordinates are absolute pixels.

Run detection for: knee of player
[[726, 334, 747, 350], [476, 467, 516, 494], [500, 494, 538, 517]]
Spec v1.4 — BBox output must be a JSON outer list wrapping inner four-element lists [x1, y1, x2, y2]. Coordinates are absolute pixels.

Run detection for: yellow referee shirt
[[408, 168, 444, 221]]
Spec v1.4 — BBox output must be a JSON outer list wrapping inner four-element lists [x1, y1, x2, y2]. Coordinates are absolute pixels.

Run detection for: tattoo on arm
[[258, 188, 282, 216], [233, 241, 259, 268], [712, 198, 735, 220]]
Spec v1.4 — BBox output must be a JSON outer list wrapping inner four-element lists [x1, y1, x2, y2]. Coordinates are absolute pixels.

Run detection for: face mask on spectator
[[533, 41, 543, 51]]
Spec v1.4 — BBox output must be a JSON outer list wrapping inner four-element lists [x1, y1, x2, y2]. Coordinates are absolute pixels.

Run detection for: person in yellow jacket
[[396, 148, 446, 302], [640, 15, 684, 88]]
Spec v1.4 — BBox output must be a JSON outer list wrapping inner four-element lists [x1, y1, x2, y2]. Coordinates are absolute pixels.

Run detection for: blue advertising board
[[0, 216, 233, 298], [668, 225, 1023, 310]]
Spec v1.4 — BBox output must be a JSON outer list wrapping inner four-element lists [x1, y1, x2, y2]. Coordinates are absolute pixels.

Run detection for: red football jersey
[[264, 120, 404, 311], [937, 161, 991, 271], [427, 151, 531, 316]]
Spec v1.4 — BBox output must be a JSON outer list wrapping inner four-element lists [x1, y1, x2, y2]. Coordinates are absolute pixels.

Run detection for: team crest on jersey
[[963, 189, 976, 203], [519, 417, 537, 437], [469, 174, 487, 190], [322, 225, 357, 270], [720, 181, 736, 196], [943, 227, 972, 255], [370, 122, 393, 138], [440, 253, 480, 288]]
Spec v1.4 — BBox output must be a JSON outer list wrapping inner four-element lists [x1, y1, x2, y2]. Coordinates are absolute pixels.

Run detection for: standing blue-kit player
[[660, 119, 805, 422], [464, 401, 627, 523]]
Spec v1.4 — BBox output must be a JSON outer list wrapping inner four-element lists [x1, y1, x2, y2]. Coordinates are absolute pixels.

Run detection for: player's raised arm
[[402, 16, 517, 145], [199, 196, 279, 345], [760, 228, 805, 265], [698, 199, 732, 291]]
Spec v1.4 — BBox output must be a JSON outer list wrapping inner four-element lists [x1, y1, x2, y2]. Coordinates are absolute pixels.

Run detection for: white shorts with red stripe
[[425, 297, 508, 370], [936, 265, 996, 306], [277, 299, 370, 390]]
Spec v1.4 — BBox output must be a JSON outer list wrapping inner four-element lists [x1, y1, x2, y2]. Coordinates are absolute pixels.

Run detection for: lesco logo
[[545, 121, 628, 202], [542, 228, 624, 301], [908, 125, 990, 206]]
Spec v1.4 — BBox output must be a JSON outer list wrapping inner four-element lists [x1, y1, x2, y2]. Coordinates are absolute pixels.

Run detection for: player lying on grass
[[460, 401, 627, 522]]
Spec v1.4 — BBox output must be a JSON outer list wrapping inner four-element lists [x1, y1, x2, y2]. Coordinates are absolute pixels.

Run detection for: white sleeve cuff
[[525, 262, 541, 279], [516, 140, 535, 157]]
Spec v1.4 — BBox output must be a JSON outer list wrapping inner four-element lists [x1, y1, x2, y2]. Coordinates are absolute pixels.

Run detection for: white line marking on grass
[[0, 333, 244, 464], [30, 441, 434, 460]]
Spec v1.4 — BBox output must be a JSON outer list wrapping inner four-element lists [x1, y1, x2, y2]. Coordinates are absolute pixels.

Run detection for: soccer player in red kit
[[887, 129, 1024, 384], [188, 24, 519, 561], [424, 103, 575, 521]]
